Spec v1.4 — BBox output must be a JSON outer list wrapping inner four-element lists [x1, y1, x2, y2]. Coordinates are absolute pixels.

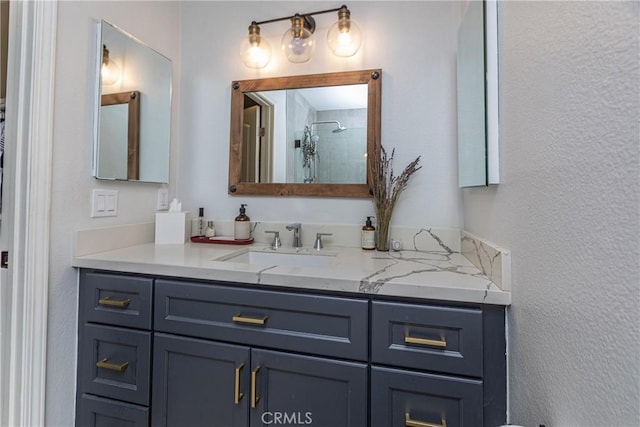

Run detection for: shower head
[[310, 120, 347, 133]]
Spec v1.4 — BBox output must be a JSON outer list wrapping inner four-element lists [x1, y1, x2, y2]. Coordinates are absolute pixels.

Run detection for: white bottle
[[205, 221, 216, 239], [192, 207, 205, 237]]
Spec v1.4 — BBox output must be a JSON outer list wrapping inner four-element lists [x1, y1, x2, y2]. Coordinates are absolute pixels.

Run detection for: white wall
[[48, 2, 180, 425], [463, 2, 639, 425], [178, 1, 463, 227]]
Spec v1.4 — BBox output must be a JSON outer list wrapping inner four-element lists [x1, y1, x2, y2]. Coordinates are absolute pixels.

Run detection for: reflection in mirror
[[93, 20, 172, 183], [229, 70, 381, 198], [99, 91, 140, 180], [243, 85, 368, 185]]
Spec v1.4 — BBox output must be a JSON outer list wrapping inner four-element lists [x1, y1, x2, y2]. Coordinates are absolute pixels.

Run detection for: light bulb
[[240, 23, 272, 69], [101, 45, 121, 85], [281, 15, 314, 63], [327, 7, 362, 57]]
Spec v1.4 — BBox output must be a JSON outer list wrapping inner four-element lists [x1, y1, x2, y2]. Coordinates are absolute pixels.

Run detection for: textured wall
[[463, 2, 639, 425]]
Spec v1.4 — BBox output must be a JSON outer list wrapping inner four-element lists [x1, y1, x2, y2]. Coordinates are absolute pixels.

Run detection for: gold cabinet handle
[[405, 413, 447, 427], [98, 297, 131, 308], [404, 335, 447, 349], [234, 363, 244, 405], [233, 314, 268, 325], [96, 358, 129, 372], [251, 366, 260, 408]]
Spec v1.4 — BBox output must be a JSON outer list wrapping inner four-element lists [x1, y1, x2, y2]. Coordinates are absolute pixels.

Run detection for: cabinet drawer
[[371, 301, 482, 377], [154, 280, 369, 360], [77, 394, 149, 427], [80, 270, 153, 329], [80, 324, 151, 406], [371, 366, 482, 427]]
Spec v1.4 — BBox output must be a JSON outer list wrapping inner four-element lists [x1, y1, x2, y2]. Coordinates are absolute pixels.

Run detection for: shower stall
[[299, 115, 367, 184]]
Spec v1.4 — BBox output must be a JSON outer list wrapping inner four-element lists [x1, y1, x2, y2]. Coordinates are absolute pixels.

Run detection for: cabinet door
[[371, 366, 482, 427], [250, 349, 367, 427], [152, 333, 250, 427]]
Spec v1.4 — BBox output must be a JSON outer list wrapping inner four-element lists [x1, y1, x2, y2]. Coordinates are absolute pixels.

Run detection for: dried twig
[[368, 145, 421, 249]]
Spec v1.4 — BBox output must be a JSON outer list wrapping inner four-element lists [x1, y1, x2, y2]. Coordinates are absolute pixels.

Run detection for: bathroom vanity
[[73, 237, 509, 427]]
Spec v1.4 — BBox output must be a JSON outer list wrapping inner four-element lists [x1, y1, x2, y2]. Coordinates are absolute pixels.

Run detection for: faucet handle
[[264, 231, 281, 249], [313, 233, 333, 250]]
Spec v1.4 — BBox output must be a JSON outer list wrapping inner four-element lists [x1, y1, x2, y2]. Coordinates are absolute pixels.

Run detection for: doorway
[[0, 1, 57, 426]]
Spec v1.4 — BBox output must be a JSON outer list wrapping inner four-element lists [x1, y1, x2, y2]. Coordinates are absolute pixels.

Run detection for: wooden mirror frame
[[100, 91, 141, 180], [228, 69, 381, 197]]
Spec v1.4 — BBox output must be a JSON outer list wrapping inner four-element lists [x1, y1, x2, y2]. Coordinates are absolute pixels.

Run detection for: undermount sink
[[223, 250, 336, 268]]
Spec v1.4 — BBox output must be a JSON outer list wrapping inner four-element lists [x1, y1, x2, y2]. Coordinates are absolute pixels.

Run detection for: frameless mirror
[[229, 69, 381, 198], [93, 20, 171, 183], [457, 0, 499, 187]]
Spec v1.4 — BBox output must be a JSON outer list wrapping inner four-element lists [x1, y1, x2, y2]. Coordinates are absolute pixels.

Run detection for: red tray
[[191, 236, 254, 245]]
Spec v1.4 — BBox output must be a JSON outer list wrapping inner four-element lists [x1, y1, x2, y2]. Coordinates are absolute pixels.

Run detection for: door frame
[[0, 1, 57, 426]]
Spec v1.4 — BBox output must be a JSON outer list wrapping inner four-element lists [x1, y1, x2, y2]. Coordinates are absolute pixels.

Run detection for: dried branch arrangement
[[369, 145, 422, 250]]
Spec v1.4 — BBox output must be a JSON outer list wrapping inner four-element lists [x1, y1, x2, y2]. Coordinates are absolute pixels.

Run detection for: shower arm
[[309, 120, 346, 133]]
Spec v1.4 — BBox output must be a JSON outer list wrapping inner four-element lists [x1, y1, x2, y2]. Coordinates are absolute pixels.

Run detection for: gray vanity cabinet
[[76, 270, 154, 427], [76, 269, 506, 427], [152, 279, 369, 427], [370, 301, 506, 427], [152, 334, 368, 427]]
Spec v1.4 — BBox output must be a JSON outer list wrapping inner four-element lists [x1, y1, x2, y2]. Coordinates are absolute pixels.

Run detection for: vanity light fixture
[[101, 44, 121, 85], [282, 14, 315, 64], [240, 4, 362, 69]]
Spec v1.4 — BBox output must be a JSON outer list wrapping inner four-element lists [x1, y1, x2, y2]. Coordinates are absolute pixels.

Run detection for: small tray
[[191, 236, 254, 245]]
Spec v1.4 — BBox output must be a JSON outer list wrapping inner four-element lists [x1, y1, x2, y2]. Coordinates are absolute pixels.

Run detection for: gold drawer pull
[[96, 358, 129, 372], [405, 413, 447, 427], [251, 366, 260, 408], [234, 363, 244, 404], [233, 314, 268, 325], [404, 335, 447, 349], [98, 297, 131, 308]]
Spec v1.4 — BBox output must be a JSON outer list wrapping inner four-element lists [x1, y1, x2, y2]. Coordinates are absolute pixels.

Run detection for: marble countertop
[[72, 241, 511, 305]]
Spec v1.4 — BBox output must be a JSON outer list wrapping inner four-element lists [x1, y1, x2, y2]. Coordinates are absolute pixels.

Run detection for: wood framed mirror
[[228, 69, 381, 197]]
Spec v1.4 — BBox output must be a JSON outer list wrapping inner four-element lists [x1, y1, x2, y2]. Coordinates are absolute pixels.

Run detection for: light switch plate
[[157, 188, 169, 211], [91, 189, 118, 217]]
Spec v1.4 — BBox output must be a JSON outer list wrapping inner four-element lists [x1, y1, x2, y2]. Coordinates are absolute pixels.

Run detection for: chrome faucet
[[285, 223, 302, 248], [314, 233, 333, 250], [264, 230, 281, 249]]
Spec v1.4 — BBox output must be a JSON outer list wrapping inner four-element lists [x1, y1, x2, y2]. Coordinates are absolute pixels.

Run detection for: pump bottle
[[234, 204, 251, 240], [361, 216, 376, 250]]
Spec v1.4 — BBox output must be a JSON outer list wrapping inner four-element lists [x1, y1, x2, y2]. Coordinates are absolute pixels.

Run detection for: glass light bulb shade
[[327, 18, 362, 57], [281, 26, 314, 63], [101, 60, 121, 85], [240, 35, 272, 69]]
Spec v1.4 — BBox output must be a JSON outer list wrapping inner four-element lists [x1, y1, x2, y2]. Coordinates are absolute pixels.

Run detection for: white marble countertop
[[72, 241, 511, 305]]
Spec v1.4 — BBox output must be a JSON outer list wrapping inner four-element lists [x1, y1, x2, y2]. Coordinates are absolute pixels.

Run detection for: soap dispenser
[[234, 204, 251, 240], [361, 216, 375, 250]]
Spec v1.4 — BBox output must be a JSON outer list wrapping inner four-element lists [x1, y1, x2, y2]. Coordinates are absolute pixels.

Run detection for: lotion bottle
[[361, 216, 376, 250], [234, 204, 251, 240]]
